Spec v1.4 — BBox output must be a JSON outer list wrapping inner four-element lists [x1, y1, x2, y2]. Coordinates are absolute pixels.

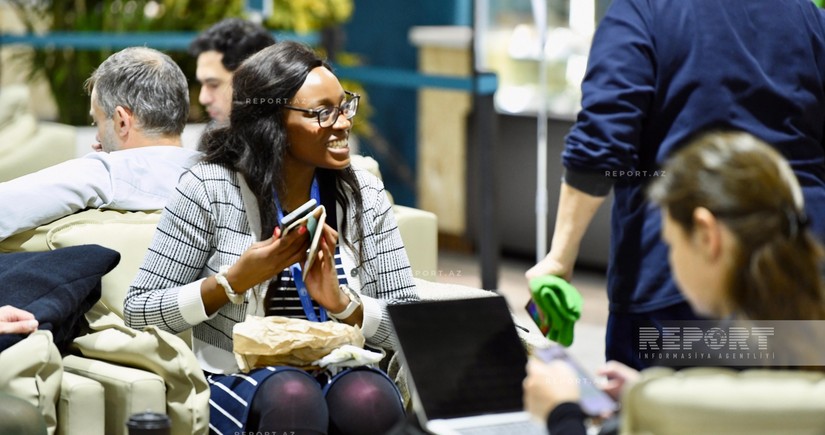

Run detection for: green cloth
[[529, 275, 583, 347]]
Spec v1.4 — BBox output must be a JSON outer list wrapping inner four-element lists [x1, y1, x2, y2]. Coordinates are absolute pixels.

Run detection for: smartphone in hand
[[525, 299, 550, 336], [276, 198, 329, 280], [279, 199, 318, 234], [301, 206, 327, 279], [534, 345, 618, 416]]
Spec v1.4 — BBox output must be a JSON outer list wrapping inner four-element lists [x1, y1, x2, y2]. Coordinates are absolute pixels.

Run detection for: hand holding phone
[[533, 345, 617, 416]]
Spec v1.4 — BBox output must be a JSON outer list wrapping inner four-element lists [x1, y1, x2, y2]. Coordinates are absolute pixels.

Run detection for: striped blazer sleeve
[[124, 166, 218, 333], [352, 168, 419, 351]]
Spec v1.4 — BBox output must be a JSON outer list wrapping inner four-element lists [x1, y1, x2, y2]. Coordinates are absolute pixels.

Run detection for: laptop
[[388, 296, 548, 435]]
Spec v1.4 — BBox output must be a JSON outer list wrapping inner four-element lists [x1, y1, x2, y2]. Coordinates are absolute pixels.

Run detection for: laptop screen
[[389, 297, 529, 420]]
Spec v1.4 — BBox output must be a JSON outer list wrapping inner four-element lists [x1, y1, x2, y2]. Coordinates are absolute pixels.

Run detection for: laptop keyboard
[[455, 420, 547, 435]]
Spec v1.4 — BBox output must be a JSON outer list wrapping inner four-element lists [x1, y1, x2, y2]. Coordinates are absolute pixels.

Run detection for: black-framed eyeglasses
[[283, 91, 360, 128]]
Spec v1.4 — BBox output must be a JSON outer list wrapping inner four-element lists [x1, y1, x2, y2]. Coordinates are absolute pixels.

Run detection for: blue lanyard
[[275, 177, 327, 322]]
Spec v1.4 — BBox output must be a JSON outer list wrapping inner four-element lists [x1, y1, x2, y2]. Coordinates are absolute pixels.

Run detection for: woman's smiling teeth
[[328, 138, 348, 149]]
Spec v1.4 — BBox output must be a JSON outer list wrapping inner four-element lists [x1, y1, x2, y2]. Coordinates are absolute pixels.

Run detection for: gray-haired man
[[0, 47, 200, 240]]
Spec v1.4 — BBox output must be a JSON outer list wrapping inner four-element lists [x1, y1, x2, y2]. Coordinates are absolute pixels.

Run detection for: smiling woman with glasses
[[283, 90, 360, 128], [124, 41, 417, 435]]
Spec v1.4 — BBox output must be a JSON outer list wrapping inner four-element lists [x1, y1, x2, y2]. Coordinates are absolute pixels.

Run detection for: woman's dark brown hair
[[648, 130, 825, 321]]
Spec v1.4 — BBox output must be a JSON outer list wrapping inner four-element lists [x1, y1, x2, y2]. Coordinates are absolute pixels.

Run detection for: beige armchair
[[1, 210, 208, 435], [0, 155, 438, 435], [622, 366, 825, 434]]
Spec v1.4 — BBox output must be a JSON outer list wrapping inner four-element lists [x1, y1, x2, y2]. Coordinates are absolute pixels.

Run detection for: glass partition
[[476, 0, 610, 117]]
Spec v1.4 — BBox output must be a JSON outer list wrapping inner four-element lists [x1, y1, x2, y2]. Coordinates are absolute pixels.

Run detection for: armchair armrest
[[63, 355, 165, 435], [72, 324, 209, 435], [0, 331, 61, 434], [59, 372, 105, 435], [394, 205, 438, 281]]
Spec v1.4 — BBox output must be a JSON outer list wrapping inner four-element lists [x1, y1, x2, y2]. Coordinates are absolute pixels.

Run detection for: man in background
[[189, 18, 276, 125], [0, 46, 199, 240]]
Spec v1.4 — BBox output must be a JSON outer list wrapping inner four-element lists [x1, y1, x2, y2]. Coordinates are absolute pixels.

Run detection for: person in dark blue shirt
[[525, 129, 825, 434], [527, 0, 825, 370]]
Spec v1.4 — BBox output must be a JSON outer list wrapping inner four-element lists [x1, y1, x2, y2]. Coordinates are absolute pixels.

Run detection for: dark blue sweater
[[563, 0, 825, 313]]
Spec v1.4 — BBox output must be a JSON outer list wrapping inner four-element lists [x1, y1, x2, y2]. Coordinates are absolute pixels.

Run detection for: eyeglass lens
[[319, 96, 359, 127]]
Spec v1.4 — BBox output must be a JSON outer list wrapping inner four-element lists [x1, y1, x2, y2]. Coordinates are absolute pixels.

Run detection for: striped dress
[[263, 251, 348, 318], [207, 250, 350, 434]]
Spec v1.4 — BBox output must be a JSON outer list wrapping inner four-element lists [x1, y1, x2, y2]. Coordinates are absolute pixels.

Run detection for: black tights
[[247, 369, 405, 435]]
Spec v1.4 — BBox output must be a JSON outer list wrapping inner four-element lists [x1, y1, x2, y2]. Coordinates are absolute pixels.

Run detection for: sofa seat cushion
[[44, 209, 162, 321]]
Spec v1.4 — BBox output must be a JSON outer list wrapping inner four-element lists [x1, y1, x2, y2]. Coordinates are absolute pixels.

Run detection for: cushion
[[622, 366, 825, 435], [0, 85, 75, 183], [0, 330, 62, 434], [0, 216, 55, 253], [0, 85, 30, 128], [351, 154, 381, 179], [351, 154, 395, 203], [0, 245, 120, 352], [43, 209, 162, 321], [0, 209, 162, 323]]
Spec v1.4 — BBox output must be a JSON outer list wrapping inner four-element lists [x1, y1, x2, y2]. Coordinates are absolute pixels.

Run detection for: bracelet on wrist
[[216, 265, 244, 305], [329, 284, 362, 320]]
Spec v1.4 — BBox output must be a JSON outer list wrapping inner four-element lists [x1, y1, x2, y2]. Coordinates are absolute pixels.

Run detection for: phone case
[[301, 205, 327, 280], [280, 198, 318, 234], [525, 299, 550, 336]]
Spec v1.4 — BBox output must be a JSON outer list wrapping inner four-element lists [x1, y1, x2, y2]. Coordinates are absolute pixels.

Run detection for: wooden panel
[[416, 45, 472, 235]]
